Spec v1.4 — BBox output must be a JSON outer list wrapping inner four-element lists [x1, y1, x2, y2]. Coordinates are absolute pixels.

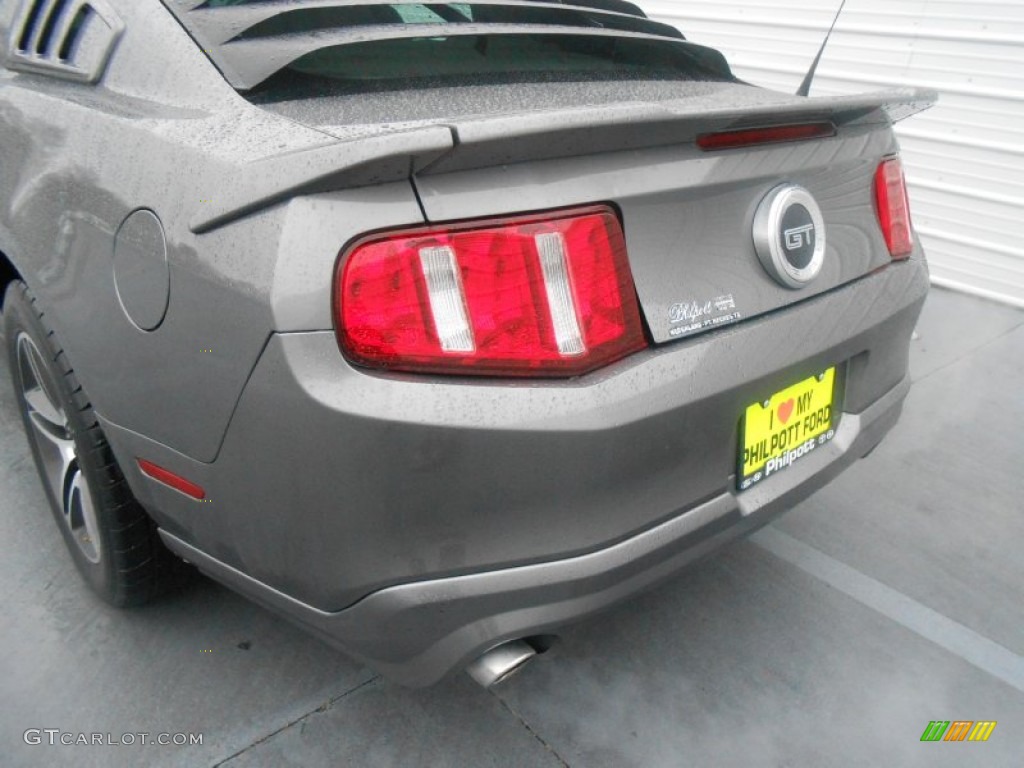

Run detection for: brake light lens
[[336, 206, 647, 376], [696, 122, 836, 151], [874, 157, 915, 259]]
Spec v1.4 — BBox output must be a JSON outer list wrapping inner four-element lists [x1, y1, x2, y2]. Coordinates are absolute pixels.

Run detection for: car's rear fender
[[0, 0, 367, 462]]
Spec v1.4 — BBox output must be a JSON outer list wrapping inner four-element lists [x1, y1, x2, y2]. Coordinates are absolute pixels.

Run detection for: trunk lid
[[340, 82, 932, 345]]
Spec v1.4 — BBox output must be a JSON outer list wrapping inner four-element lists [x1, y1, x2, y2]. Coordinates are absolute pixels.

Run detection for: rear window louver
[[7, 0, 123, 83], [161, 0, 728, 91]]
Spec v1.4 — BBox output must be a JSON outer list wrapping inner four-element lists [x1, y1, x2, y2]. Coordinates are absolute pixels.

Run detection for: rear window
[[261, 36, 732, 99], [164, 0, 734, 95]]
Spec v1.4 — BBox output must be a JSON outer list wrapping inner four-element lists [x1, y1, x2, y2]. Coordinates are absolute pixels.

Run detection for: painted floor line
[[751, 526, 1024, 695]]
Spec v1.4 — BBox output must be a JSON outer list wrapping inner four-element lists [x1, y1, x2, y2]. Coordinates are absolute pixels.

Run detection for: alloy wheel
[[15, 332, 102, 564]]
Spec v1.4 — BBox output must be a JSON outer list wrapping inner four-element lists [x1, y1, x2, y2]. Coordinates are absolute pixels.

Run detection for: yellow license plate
[[739, 368, 837, 490]]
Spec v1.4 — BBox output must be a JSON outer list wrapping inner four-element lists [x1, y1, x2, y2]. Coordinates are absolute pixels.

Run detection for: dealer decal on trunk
[[668, 293, 742, 338]]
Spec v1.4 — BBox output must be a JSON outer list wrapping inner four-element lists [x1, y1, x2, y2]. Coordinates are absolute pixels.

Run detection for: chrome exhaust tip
[[466, 639, 537, 688]]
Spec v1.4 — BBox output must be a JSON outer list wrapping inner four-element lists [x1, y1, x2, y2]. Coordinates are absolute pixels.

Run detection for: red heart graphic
[[777, 399, 794, 424]]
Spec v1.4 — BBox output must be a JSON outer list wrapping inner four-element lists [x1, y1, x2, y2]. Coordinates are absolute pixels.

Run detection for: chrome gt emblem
[[753, 184, 826, 289], [784, 223, 814, 250]]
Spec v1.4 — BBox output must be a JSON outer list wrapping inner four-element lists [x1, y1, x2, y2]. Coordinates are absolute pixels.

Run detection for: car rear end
[[136, 0, 934, 685]]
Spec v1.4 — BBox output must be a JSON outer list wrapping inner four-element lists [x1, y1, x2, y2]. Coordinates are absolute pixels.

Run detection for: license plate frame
[[738, 368, 837, 491]]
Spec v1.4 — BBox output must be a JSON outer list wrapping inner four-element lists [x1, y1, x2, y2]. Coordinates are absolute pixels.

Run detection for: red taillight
[[874, 157, 915, 259], [336, 206, 647, 376], [137, 459, 205, 500], [696, 122, 836, 151]]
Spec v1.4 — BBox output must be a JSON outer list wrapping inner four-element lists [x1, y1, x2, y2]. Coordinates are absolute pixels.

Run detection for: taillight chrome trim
[[535, 232, 586, 357], [418, 245, 475, 353]]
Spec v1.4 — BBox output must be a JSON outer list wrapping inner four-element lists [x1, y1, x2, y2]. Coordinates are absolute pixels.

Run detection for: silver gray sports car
[[0, 0, 934, 686]]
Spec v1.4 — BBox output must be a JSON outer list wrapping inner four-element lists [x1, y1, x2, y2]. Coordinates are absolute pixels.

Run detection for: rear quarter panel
[[0, 0, 342, 461]]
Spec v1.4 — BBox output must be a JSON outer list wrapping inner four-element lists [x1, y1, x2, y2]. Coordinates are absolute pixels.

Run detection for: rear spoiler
[[191, 87, 936, 234], [421, 86, 937, 176]]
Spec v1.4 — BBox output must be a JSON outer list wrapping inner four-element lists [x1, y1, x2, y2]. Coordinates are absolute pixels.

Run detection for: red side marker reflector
[[696, 122, 836, 151], [137, 459, 206, 500]]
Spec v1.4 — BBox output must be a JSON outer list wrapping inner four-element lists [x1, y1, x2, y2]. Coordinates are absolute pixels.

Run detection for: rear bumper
[[159, 368, 909, 686], [112, 254, 926, 686]]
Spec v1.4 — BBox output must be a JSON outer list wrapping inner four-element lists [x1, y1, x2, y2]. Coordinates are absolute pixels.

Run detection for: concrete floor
[[1, 286, 1022, 767]]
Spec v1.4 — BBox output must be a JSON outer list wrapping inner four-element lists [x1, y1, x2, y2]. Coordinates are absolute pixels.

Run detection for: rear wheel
[[4, 281, 186, 606]]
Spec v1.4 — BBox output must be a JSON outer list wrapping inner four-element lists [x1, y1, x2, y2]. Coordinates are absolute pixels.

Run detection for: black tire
[[4, 280, 186, 606]]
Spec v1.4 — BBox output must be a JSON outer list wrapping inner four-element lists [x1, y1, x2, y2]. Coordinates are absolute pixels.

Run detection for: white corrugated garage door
[[644, 0, 1024, 307]]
